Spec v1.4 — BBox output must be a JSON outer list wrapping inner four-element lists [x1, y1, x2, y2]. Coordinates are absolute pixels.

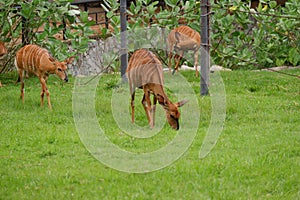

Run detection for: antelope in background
[[15, 44, 71, 109], [0, 41, 7, 56], [168, 26, 201, 77], [127, 48, 188, 130], [0, 41, 7, 87]]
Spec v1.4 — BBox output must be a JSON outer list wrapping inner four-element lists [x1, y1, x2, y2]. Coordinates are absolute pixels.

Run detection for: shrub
[[0, 0, 94, 73], [101, 0, 300, 70]]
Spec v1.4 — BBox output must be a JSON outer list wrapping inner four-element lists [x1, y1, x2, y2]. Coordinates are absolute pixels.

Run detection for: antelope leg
[[39, 77, 52, 109], [151, 95, 157, 127], [142, 91, 153, 129]]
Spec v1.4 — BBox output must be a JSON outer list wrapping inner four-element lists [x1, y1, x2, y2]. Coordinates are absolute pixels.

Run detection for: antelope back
[[127, 48, 164, 89], [169, 26, 201, 51], [0, 41, 7, 56], [15, 44, 68, 81]]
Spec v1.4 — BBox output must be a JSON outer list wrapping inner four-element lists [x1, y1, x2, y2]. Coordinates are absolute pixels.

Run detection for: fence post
[[200, 0, 210, 96], [120, 0, 127, 82], [22, 16, 29, 46]]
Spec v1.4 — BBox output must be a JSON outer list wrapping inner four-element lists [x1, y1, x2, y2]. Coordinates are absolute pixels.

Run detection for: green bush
[[211, 0, 300, 69], [0, 0, 94, 72], [101, 0, 300, 70]]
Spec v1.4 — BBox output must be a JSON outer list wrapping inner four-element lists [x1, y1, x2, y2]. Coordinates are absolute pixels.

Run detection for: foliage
[[0, 69, 299, 198], [101, 0, 300, 70], [211, 0, 300, 69], [0, 0, 94, 72]]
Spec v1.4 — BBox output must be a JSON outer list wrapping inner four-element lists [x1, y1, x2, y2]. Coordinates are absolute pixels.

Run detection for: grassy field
[[0, 68, 299, 199]]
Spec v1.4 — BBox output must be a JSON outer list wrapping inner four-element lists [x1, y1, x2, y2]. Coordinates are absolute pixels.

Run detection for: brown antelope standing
[[15, 44, 70, 109], [127, 48, 188, 130], [168, 26, 201, 77], [0, 41, 7, 87]]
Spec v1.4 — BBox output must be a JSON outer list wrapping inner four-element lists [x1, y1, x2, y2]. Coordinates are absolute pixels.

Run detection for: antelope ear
[[64, 56, 74, 64], [49, 56, 55, 62], [176, 99, 189, 107]]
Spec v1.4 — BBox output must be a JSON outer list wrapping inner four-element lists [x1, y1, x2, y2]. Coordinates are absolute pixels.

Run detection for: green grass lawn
[[0, 69, 299, 199]]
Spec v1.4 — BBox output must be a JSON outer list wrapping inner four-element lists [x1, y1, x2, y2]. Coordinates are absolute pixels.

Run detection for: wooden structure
[[72, 0, 109, 28]]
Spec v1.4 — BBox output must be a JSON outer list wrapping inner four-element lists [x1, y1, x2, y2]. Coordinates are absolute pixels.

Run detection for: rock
[[210, 65, 232, 72], [261, 66, 300, 71], [181, 65, 197, 71]]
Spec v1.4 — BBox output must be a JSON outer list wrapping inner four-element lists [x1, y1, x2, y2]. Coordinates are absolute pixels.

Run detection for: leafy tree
[[211, 0, 300, 69], [101, 0, 300, 70], [0, 0, 94, 73]]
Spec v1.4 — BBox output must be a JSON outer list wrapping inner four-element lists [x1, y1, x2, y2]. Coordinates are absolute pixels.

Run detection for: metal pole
[[200, 0, 210, 96], [120, 0, 128, 81], [21, 0, 30, 46], [22, 16, 29, 46]]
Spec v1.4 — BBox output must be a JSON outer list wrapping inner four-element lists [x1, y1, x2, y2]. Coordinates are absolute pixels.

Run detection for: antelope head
[[56, 61, 68, 82], [159, 96, 189, 130], [174, 32, 199, 51], [50, 57, 72, 82]]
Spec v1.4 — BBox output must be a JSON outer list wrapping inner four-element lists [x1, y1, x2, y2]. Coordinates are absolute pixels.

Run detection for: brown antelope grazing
[[15, 44, 70, 109], [0, 41, 7, 87], [168, 26, 201, 77], [127, 48, 188, 130]]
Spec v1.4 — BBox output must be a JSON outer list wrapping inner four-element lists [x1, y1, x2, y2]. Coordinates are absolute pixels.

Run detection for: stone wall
[[68, 37, 120, 76]]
